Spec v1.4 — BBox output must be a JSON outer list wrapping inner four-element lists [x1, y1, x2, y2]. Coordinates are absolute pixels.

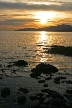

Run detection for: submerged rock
[[45, 76, 52, 81], [14, 60, 28, 67], [0, 76, 3, 79], [48, 90, 64, 99], [64, 94, 72, 100], [41, 89, 49, 93], [38, 80, 45, 83], [65, 80, 72, 84], [17, 96, 26, 104], [18, 88, 29, 94], [30, 63, 58, 78], [1, 87, 10, 98], [46, 98, 67, 108], [7, 64, 13, 67], [35, 93, 44, 97], [54, 77, 60, 84], [66, 90, 72, 94], [43, 84, 48, 87], [54, 76, 66, 84], [29, 95, 37, 101]]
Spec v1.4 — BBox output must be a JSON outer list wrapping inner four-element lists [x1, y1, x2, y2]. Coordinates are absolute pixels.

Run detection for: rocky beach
[[0, 31, 72, 108]]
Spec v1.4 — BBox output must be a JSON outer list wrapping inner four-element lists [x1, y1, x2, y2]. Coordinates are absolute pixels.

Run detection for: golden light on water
[[39, 31, 48, 45], [39, 31, 48, 62], [40, 53, 47, 63]]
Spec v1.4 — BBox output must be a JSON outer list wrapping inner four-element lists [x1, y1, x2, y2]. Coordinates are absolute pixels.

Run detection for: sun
[[34, 11, 57, 25], [40, 18, 48, 24]]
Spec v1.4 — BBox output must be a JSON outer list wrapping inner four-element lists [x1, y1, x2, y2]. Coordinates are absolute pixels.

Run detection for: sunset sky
[[0, 0, 72, 30]]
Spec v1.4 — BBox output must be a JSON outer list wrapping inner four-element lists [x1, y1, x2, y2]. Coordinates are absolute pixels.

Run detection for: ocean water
[[0, 31, 72, 76]]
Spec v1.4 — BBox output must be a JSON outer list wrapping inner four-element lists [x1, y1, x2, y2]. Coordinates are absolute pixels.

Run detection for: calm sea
[[0, 31, 72, 76]]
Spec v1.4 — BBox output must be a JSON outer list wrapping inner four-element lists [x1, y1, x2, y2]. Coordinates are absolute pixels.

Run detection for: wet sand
[[0, 67, 72, 108]]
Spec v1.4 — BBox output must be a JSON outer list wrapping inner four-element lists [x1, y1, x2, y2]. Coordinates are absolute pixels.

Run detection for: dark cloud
[[0, 18, 37, 25], [0, 13, 33, 17], [0, 1, 72, 11]]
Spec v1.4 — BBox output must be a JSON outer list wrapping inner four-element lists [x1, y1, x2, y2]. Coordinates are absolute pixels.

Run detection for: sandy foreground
[[0, 70, 72, 108]]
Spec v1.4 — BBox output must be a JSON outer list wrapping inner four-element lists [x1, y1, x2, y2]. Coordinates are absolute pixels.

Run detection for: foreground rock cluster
[[0, 86, 72, 108], [0, 60, 72, 108], [30, 63, 58, 78]]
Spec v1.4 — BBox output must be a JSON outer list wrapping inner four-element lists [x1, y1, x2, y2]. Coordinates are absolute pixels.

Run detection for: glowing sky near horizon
[[0, 0, 72, 30]]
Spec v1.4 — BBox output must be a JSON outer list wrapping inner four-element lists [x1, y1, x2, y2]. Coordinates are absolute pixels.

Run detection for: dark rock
[[29, 105, 39, 108], [30, 72, 41, 78], [0, 76, 3, 79], [18, 88, 29, 93], [41, 89, 64, 100], [64, 94, 72, 100], [17, 91, 20, 94], [47, 90, 64, 99], [43, 84, 48, 87], [38, 80, 45, 83], [37, 96, 45, 104], [45, 94, 50, 98], [17, 96, 26, 104], [7, 65, 12, 67], [41, 89, 49, 93], [32, 63, 58, 73], [46, 98, 67, 108], [1, 69, 5, 72], [67, 101, 72, 108], [58, 76, 67, 80], [61, 81, 65, 83], [54, 77, 60, 84], [54, 81, 60, 84], [35, 93, 44, 97], [36, 77, 41, 79], [1, 87, 10, 98], [54, 76, 66, 84], [48, 45, 72, 57], [12, 99, 16, 102], [14, 60, 28, 67], [30, 63, 58, 78], [11, 70, 16, 74], [66, 90, 72, 94], [45, 77, 52, 80], [30, 94, 45, 104], [44, 90, 67, 108], [65, 80, 72, 84], [29, 95, 37, 101]]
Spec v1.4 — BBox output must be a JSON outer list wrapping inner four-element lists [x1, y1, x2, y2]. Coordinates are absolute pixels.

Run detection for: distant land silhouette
[[15, 24, 72, 32]]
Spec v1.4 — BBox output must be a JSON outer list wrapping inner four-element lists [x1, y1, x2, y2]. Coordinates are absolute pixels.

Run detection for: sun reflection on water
[[38, 31, 48, 62], [40, 53, 47, 63], [39, 31, 48, 45]]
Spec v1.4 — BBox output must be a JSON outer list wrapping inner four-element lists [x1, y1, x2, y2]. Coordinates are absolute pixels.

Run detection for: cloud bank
[[0, 1, 72, 11]]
